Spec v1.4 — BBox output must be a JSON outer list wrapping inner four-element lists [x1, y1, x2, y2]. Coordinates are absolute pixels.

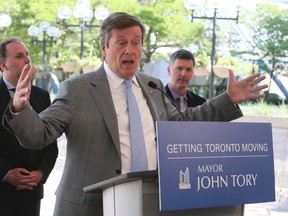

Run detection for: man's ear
[[0, 60, 6, 72], [100, 45, 106, 58], [167, 65, 171, 76]]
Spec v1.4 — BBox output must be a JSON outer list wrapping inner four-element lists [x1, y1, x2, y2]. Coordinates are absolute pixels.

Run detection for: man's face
[[0, 41, 31, 85], [167, 59, 194, 93], [101, 26, 143, 79]]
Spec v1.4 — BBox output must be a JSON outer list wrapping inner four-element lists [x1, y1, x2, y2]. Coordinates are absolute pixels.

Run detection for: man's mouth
[[178, 78, 188, 82], [123, 60, 134, 66]]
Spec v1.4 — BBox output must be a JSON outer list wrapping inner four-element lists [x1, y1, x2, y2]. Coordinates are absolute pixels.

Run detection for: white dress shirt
[[104, 62, 157, 173], [3, 77, 15, 97]]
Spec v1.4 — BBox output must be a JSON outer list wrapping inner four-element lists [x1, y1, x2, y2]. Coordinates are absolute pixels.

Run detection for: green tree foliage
[[251, 4, 288, 59], [135, 0, 204, 64], [102, 0, 206, 69], [1, 0, 205, 73], [244, 4, 288, 79]]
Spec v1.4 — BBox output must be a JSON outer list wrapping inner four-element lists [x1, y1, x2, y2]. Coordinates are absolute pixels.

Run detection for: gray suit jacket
[[3, 64, 242, 215]]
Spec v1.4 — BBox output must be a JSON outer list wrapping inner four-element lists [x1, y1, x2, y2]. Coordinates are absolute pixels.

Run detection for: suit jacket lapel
[[87, 69, 162, 155], [88, 66, 121, 155], [0, 77, 12, 114]]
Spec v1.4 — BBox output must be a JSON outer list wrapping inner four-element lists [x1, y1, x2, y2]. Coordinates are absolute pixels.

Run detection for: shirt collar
[[2, 76, 15, 90], [104, 61, 140, 88]]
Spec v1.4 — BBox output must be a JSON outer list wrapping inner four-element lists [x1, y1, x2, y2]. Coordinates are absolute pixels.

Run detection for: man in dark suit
[[3, 13, 268, 216], [0, 38, 58, 216], [166, 49, 206, 110]]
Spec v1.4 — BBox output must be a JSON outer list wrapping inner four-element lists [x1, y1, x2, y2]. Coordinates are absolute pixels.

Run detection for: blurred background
[[0, 0, 287, 105], [1, 0, 287, 215]]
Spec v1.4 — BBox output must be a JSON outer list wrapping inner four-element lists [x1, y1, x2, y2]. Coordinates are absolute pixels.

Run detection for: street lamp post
[[28, 22, 61, 90], [184, 0, 240, 98], [28, 21, 61, 65], [57, 0, 109, 59], [0, 13, 12, 33]]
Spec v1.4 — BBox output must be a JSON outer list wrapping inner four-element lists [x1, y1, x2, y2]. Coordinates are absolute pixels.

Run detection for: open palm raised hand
[[227, 69, 268, 104]]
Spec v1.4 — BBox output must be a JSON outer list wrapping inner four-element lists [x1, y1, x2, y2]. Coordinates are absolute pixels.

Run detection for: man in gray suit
[[3, 12, 268, 216]]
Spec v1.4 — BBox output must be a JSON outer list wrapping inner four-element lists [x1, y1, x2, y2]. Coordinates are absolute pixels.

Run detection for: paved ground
[[40, 116, 288, 216]]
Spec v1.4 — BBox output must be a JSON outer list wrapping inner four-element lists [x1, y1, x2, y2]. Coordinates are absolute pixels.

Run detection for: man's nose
[[25, 56, 31, 64], [125, 44, 135, 55]]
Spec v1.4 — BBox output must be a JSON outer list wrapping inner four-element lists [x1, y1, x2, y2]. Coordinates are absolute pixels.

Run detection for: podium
[[84, 170, 244, 216], [84, 122, 274, 215]]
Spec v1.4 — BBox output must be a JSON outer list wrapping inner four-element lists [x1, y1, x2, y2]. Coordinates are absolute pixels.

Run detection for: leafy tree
[[1, 0, 205, 73], [102, 0, 206, 69], [242, 3, 288, 94], [136, 0, 205, 68]]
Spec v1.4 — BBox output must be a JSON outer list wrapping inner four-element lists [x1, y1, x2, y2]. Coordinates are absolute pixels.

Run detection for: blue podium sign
[[156, 121, 275, 211]]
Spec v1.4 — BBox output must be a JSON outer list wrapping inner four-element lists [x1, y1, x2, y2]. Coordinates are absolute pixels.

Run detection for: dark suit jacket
[[0, 77, 58, 206], [3, 64, 243, 216], [165, 84, 206, 108]]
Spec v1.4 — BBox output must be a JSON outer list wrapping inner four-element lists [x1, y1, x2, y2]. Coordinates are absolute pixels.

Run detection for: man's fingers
[[16, 185, 34, 190], [251, 93, 266, 99], [228, 69, 234, 81], [12, 65, 35, 112], [249, 74, 267, 95], [245, 72, 261, 82], [20, 178, 37, 185], [12, 87, 31, 112], [254, 75, 266, 85], [18, 64, 31, 83], [246, 73, 268, 88], [18, 65, 35, 88], [252, 84, 269, 93]]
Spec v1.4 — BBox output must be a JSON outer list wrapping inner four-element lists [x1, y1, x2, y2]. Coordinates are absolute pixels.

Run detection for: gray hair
[[169, 49, 196, 68], [100, 12, 146, 48]]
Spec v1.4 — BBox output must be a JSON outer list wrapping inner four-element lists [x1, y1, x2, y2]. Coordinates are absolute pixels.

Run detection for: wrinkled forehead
[[110, 26, 143, 38], [6, 42, 28, 56]]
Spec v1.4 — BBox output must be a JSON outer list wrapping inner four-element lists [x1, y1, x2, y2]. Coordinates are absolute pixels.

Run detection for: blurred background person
[[0, 38, 58, 216], [166, 49, 206, 110]]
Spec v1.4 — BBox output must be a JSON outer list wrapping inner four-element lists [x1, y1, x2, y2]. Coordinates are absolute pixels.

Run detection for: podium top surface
[[83, 170, 158, 193]]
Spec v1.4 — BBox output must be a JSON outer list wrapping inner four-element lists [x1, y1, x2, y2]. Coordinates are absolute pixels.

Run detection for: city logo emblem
[[179, 167, 191, 190]]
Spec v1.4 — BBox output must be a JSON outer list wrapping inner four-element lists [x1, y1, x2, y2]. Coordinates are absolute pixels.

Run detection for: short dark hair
[[169, 49, 196, 68], [0, 38, 23, 61], [0, 38, 23, 72], [100, 12, 146, 48]]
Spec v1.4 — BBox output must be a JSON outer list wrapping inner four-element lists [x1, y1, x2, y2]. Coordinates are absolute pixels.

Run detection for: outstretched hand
[[12, 64, 35, 113], [227, 69, 268, 104]]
